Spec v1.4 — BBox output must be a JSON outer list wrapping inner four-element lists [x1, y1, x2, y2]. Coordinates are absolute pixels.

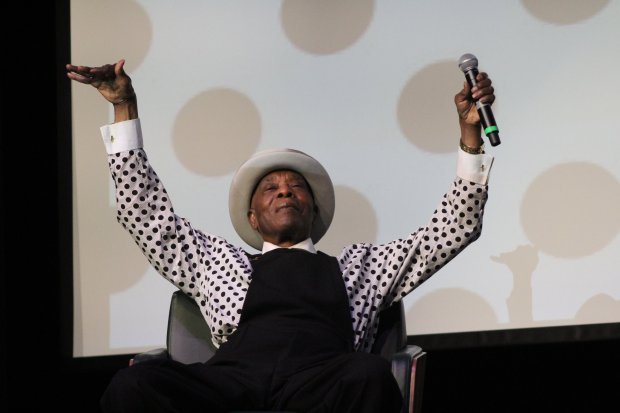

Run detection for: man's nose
[[277, 187, 293, 198]]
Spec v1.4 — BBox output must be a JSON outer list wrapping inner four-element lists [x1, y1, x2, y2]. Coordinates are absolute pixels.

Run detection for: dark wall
[[2, 2, 70, 411], [2, 2, 618, 412]]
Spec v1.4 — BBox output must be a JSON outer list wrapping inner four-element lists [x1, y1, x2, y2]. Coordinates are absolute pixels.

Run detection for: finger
[[476, 85, 494, 98], [454, 85, 469, 104], [66, 64, 92, 77], [475, 83, 495, 103], [473, 82, 494, 99], [115, 59, 126, 76], [478, 93, 495, 105], [75, 65, 95, 74], [475, 78, 492, 90], [66, 71, 94, 84], [462, 80, 471, 94], [66, 64, 90, 77], [458, 80, 472, 96]]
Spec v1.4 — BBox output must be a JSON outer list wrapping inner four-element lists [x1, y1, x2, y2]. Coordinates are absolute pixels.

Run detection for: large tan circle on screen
[[397, 61, 464, 153], [71, 0, 151, 68], [520, 0, 610, 25], [281, 0, 374, 55], [172, 89, 261, 176], [521, 162, 620, 258]]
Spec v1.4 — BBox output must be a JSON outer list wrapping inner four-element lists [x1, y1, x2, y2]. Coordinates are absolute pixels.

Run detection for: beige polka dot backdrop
[[69, 1, 620, 356], [521, 0, 611, 25], [406, 289, 499, 335], [70, 0, 152, 68], [317, 185, 378, 256], [574, 294, 620, 325], [281, 0, 374, 54], [491, 245, 539, 326], [172, 89, 261, 176], [397, 61, 464, 153], [70, 0, 154, 356], [520, 162, 620, 259]]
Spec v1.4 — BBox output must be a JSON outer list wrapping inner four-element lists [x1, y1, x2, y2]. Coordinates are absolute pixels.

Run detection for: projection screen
[[70, 0, 620, 357]]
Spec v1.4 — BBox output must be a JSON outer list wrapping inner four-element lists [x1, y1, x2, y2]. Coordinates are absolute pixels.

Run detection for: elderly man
[[67, 58, 495, 413]]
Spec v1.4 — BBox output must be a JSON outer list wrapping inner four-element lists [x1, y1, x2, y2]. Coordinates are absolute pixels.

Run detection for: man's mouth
[[276, 203, 298, 212]]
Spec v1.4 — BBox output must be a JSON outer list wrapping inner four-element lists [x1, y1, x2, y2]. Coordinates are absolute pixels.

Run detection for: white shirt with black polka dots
[[100, 119, 494, 352]]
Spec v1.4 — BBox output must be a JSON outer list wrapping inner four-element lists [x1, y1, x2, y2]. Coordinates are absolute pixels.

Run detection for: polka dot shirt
[[101, 119, 493, 352]]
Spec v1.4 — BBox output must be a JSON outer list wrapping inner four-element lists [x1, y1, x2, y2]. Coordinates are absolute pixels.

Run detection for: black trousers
[[100, 351, 402, 413]]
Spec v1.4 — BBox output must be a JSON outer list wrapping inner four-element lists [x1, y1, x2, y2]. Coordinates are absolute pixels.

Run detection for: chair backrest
[[166, 290, 407, 363], [166, 290, 217, 364], [371, 300, 407, 359]]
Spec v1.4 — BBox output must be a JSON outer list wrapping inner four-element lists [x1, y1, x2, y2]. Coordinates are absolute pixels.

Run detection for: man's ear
[[247, 209, 259, 231]]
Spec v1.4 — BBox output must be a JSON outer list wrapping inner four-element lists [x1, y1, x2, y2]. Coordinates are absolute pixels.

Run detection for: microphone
[[458, 53, 501, 146]]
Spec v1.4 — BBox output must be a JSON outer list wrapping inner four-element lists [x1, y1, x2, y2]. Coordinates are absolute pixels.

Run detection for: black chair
[[131, 290, 426, 413]]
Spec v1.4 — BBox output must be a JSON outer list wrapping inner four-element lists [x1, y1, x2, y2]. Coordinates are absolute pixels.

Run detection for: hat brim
[[229, 148, 335, 251]]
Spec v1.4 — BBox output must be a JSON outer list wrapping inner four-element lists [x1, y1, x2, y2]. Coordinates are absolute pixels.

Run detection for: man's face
[[247, 169, 317, 247]]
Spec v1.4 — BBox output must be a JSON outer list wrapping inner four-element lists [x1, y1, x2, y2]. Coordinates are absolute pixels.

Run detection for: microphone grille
[[458, 53, 478, 72]]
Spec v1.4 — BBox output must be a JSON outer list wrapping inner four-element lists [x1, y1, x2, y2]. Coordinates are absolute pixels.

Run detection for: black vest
[[208, 249, 354, 368]]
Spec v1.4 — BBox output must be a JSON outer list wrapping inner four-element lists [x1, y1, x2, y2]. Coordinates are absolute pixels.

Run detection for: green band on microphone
[[484, 125, 498, 134]]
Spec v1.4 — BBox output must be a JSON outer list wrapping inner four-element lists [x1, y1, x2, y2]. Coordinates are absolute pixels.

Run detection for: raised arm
[[338, 73, 497, 350], [66, 59, 253, 346]]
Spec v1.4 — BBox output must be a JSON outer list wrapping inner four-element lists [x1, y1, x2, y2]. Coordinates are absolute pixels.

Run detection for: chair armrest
[[129, 348, 170, 366], [391, 345, 427, 413]]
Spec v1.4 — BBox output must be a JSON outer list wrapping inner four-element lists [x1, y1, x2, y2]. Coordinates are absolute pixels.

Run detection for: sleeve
[[338, 149, 492, 310], [101, 120, 251, 301]]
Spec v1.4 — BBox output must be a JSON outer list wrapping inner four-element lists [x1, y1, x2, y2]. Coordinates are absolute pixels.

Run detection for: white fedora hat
[[229, 148, 335, 251]]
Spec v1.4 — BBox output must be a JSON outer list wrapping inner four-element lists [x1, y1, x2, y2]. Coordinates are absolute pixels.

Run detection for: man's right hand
[[66, 59, 135, 105]]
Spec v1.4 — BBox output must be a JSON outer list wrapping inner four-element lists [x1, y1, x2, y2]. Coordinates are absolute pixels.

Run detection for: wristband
[[460, 139, 485, 154]]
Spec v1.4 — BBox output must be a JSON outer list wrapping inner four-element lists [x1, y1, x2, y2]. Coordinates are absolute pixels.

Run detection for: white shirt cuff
[[456, 148, 494, 185], [100, 119, 143, 154]]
